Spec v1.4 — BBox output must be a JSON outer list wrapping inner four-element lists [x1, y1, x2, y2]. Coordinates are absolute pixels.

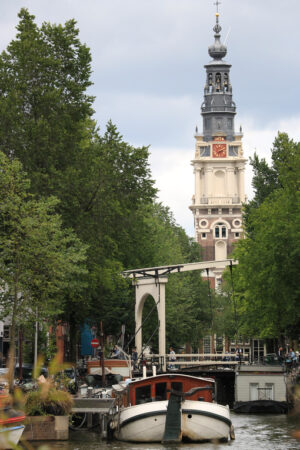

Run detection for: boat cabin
[[127, 374, 214, 406], [234, 365, 288, 413]]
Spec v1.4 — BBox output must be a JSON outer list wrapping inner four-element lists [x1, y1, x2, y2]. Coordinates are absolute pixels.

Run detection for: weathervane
[[214, 0, 221, 13]]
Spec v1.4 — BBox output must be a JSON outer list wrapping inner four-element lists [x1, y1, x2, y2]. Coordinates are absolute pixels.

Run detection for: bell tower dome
[[190, 8, 247, 271], [202, 12, 236, 142]]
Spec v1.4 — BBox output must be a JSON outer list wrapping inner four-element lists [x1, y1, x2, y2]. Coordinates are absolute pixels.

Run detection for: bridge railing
[[136, 353, 248, 371]]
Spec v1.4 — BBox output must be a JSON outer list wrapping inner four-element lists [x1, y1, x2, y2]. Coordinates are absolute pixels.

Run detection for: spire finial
[[214, 0, 221, 14], [213, 0, 222, 35], [209, 0, 227, 60]]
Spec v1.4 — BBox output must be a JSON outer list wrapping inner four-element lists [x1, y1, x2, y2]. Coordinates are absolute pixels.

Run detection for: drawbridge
[[123, 259, 237, 371]]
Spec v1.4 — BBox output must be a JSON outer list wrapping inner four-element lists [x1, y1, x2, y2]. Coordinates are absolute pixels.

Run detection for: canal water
[[31, 413, 300, 450]]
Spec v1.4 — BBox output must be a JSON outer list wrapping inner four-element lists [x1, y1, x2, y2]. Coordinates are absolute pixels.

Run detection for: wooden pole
[[100, 321, 105, 387]]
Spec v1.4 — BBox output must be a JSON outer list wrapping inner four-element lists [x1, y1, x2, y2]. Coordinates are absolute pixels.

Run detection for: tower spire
[[209, 1, 226, 60], [190, 6, 246, 270], [214, 0, 221, 14]]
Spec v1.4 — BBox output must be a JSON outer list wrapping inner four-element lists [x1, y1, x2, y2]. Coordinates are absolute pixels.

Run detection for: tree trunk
[[8, 296, 18, 393]]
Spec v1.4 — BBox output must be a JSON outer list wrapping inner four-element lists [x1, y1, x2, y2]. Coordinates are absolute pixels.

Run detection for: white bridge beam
[[123, 258, 237, 279]]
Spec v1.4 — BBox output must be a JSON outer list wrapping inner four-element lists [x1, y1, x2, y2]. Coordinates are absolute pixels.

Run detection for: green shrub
[[25, 387, 73, 416]]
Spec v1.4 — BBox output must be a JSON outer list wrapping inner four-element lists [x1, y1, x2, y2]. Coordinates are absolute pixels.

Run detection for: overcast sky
[[1, 0, 300, 236]]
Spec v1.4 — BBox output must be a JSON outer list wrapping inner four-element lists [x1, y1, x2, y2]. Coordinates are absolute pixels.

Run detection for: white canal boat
[[0, 425, 25, 449], [111, 373, 232, 443]]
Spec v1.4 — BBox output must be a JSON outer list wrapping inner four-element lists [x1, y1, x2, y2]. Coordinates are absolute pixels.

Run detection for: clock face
[[213, 143, 226, 158]]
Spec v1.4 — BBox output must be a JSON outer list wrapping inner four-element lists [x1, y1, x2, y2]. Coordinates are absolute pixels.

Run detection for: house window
[[244, 348, 250, 361], [3, 326, 10, 340], [203, 336, 211, 354], [201, 233, 207, 239], [216, 336, 223, 353], [253, 339, 264, 363]]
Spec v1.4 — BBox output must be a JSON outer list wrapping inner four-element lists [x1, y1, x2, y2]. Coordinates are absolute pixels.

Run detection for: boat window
[[155, 382, 167, 401], [264, 384, 274, 401], [171, 382, 183, 393], [135, 385, 151, 404]]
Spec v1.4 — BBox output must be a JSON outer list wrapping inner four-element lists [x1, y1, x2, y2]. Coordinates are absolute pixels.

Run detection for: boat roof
[[127, 373, 215, 385]]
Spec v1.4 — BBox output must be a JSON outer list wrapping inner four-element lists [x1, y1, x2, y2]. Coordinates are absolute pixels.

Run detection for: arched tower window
[[215, 73, 221, 91], [208, 73, 213, 93], [215, 222, 227, 238], [224, 73, 229, 91]]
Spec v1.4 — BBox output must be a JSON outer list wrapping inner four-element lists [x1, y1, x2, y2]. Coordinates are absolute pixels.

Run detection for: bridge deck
[[168, 360, 239, 366]]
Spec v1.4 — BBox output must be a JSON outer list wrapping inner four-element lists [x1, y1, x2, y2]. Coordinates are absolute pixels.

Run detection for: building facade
[[190, 11, 246, 276]]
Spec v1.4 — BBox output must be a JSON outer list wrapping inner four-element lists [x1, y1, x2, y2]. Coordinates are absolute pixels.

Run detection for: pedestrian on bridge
[[169, 346, 176, 369], [132, 347, 138, 370]]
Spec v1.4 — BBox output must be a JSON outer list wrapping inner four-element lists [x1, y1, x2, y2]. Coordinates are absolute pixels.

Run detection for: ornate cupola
[[190, 7, 247, 270], [202, 12, 236, 142]]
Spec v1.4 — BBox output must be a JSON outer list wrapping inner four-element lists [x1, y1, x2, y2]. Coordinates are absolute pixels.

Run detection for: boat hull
[[114, 400, 231, 442], [182, 400, 231, 441], [114, 401, 168, 442], [0, 425, 25, 449], [233, 400, 288, 414]]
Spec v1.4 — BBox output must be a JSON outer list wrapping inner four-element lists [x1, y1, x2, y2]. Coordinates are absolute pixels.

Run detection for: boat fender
[[109, 420, 117, 430]]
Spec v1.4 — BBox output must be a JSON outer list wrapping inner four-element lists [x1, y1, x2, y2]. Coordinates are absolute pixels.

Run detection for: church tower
[[190, 10, 246, 271]]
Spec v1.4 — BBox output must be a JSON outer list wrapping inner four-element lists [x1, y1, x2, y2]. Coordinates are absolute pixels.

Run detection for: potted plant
[[23, 375, 73, 441]]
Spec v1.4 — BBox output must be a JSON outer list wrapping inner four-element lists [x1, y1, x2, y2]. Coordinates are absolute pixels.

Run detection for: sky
[[1, 0, 300, 236]]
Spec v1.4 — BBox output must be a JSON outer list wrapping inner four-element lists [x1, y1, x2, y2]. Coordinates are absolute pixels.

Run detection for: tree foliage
[[0, 9, 210, 358], [135, 203, 211, 351], [0, 8, 94, 199], [0, 151, 87, 388], [225, 133, 300, 340]]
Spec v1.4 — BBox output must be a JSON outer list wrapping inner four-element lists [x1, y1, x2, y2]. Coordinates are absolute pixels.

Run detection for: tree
[[0, 8, 94, 200], [243, 132, 299, 232], [0, 9, 210, 356], [0, 152, 87, 390], [58, 122, 158, 342], [226, 133, 300, 340], [126, 203, 210, 351], [0, 8, 158, 345]]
